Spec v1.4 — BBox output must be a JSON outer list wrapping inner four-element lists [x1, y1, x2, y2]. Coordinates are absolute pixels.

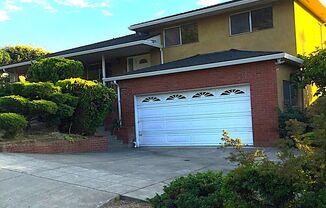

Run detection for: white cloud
[[102, 9, 112, 16], [54, 0, 110, 8], [20, 0, 57, 13], [54, 0, 90, 8], [197, 0, 228, 6], [5, 0, 23, 11], [156, 10, 165, 17], [0, 10, 10, 22]]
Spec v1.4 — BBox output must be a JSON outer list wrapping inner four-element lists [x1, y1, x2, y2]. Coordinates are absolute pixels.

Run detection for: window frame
[[229, 6, 273, 36], [163, 23, 198, 48]]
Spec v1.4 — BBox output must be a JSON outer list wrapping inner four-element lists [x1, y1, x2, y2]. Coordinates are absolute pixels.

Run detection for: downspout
[[112, 80, 122, 127], [160, 47, 164, 64], [101, 54, 107, 85]]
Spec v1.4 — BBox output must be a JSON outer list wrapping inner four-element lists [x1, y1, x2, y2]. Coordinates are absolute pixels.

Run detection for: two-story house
[[1, 0, 325, 147]]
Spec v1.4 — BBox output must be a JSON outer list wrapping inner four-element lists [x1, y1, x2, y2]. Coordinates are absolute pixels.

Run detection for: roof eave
[[129, 0, 277, 31], [0, 36, 162, 71]]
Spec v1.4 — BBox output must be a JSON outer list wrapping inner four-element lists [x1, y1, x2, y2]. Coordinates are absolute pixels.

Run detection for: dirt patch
[[0, 130, 86, 145], [105, 198, 152, 208]]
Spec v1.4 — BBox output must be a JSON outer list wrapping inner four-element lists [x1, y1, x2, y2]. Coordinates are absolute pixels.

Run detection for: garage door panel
[[140, 132, 253, 146], [136, 85, 254, 146], [140, 116, 252, 131]]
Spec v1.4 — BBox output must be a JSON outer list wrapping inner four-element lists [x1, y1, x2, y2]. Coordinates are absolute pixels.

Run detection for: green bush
[[296, 189, 326, 208], [0, 113, 27, 139], [279, 106, 307, 139], [56, 78, 116, 135], [8, 82, 61, 99], [27, 58, 84, 83], [223, 161, 307, 208], [30, 100, 58, 117], [48, 92, 79, 107], [0, 95, 30, 115], [149, 171, 225, 208]]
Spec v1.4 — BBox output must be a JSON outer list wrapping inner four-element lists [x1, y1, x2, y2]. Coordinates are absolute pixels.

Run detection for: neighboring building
[[1, 0, 325, 147]]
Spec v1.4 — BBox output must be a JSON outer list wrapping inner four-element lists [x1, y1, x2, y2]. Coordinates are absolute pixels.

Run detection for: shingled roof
[[124, 49, 282, 75], [47, 33, 153, 57]]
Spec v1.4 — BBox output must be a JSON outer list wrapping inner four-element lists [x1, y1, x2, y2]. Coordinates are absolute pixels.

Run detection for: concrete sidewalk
[[0, 147, 277, 208]]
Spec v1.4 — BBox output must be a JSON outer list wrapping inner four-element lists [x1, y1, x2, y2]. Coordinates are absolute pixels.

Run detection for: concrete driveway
[[0, 147, 275, 208]]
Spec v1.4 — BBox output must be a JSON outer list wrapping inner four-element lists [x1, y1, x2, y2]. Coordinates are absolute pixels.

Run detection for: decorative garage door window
[[221, 89, 245, 96], [166, 94, 186, 101], [192, 92, 214, 98], [142, 96, 161, 103]]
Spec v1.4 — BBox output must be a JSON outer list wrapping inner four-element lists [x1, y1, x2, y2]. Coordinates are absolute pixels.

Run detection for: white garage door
[[135, 85, 253, 147]]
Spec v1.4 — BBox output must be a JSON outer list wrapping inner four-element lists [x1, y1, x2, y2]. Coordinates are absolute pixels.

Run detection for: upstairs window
[[251, 7, 273, 31], [164, 27, 181, 47], [230, 7, 273, 35], [164, 23, 198, 47]]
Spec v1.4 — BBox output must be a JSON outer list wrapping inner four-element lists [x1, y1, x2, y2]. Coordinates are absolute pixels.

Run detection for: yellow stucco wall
[[294, 1, 325, 55], [150, 0, 297, 63], [294, 1, 325, 105]]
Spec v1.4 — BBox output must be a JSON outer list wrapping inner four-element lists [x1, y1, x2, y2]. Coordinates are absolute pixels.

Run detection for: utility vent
[[127, 54, 151, 71]]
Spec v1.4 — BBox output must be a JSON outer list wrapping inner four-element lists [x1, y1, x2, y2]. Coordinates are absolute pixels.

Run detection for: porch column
[[101, 54, 106, 85]]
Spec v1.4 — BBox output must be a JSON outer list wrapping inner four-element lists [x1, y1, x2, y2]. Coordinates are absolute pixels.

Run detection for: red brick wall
[[116, 61, 279, 146], [0, 136, 108, 154]]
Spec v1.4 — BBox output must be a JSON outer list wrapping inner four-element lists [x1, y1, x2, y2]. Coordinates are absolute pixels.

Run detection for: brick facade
[[114, 61, 279, 146], [0, 136, 108, 154]]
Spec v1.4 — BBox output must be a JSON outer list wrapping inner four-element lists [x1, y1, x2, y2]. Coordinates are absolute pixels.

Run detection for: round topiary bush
[[0, 113, 27, 139]]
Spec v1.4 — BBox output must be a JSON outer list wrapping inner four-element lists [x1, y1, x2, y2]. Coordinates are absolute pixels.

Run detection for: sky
[[0, 0, 325, 52]]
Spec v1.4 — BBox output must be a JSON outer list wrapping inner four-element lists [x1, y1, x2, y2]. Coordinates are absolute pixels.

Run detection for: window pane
[[252, 7, 273, 31], [181, 23, 198, 44], [283, 80, 291, 106], [164, 27, 181, 47], [230, 12, 250, 35]]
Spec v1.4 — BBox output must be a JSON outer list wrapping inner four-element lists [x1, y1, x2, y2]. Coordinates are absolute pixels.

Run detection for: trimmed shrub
[[30, 100, 58, 116], [0, 95, 30, 115], [149, 171, 225, 208], [56, 78, 116, 135], [48, 93, 79, 107], [27, 58, 84, 83], [8, 82, 61, 99], [0, 113, 27, 139]]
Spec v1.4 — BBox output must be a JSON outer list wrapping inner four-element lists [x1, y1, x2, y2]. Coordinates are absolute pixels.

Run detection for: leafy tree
[[0, 49, 11, 66], [293, 49, 326, 95], [2, 45, 48, 65], [27, 58, 84, 83]]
